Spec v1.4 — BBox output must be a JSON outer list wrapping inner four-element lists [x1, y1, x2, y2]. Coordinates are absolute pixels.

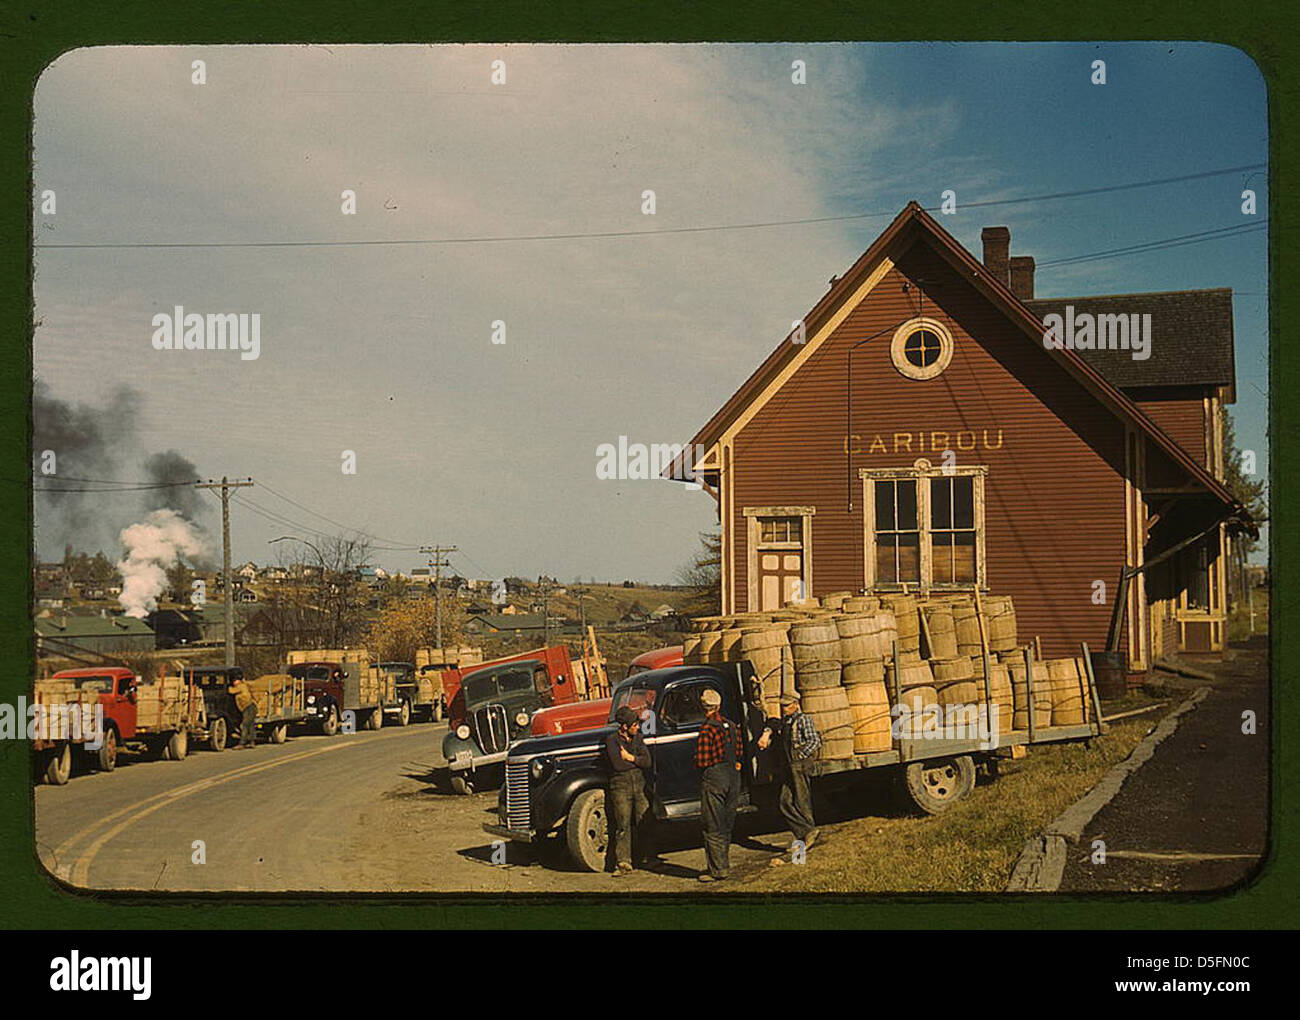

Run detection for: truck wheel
[[269, 723, 288, 745], [44, 743, 72, 786], [565, 789, 609, 872], [321, 707, 339, 737], [97, 728, 118, 773], [167, 730, 189, 761], [396, 701, 411, 727], [432, 700, 443, 723], [449, 774, 475, 796], [368, 707, 383, 731], [902, 755, 975, 815], [207, 717, 228, 752]]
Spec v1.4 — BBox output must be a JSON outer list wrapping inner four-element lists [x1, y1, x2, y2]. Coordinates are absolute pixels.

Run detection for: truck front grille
[[472, 704, 510, 755], [505, 761, 531, 830]]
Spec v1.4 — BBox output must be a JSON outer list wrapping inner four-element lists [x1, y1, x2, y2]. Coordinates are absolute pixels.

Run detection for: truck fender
[[441, 729, 478, 765], [540, 771, 608, 835]]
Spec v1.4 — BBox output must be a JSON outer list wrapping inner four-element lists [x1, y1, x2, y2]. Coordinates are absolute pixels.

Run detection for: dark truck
[[183, 666, 305, 749], [485, 660, 1104, 872], [441, 646, 579, 796]]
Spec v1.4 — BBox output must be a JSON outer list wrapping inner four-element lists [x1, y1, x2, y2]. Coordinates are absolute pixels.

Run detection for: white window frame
[[891, 317, 955, 381], [744, 506, 815, 611], [860, 460, 987, 591]]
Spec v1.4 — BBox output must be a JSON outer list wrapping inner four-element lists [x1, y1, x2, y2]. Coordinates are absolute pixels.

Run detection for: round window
[[891, 318, 954, 380]]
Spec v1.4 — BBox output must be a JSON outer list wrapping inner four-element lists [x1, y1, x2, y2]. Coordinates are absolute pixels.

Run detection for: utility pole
[[195, 477, 255, 666], [538, 575, 554, 646], [420, 545, 457, 649]]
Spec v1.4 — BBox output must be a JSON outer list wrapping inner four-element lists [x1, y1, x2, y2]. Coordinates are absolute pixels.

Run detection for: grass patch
[[742, 713, 1162, 893]]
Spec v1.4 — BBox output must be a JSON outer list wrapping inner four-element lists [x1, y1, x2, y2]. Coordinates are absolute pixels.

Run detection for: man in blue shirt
[[758, 692, 821, 857]]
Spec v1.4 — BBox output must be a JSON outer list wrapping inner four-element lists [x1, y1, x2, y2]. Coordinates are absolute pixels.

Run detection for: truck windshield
[[464, 666, 534, 704], [71, 675, 117, 692], [612, 686, 657, 714]]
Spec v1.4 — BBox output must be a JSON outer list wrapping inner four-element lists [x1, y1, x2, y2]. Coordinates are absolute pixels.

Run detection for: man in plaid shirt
[[758, 692, 821, 858], [696, 687, 743, 881]]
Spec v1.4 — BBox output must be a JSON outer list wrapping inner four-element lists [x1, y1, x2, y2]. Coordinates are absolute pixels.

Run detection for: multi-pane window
[[758, 516, 802, 545], [865, 468, 984, 589], [930, 476, 977, 584], [903, 329, 944, 370], [874, 479, 921, 585]]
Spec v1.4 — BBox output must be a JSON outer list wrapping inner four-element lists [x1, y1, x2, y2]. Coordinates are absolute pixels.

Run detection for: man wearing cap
[[757, 691, 821, 859], [605, 705, 652, 875], [695, 687, 743, 882], [229, 674, 257, 750]]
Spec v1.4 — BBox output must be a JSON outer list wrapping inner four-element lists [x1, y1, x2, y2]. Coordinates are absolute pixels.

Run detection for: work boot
[[804, 828, 820, 849]]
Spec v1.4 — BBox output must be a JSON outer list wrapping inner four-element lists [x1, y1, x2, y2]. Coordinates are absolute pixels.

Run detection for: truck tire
[[321, 707, 339, 737], [449, 774, 473, 796], [901, 755, 975, 815], [432, 700, 443, 723], [97, 727, 119, 773], [269, 722, 288, 745], [396, 701, 411, 727], [565, 789, 609, 873], [368, 707, 383, 731], [167, 729, 189, 761], [44, 743, 72, 786], [207, 717, 227, 753]]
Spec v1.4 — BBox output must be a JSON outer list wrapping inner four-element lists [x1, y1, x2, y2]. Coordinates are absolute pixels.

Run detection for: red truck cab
[[528, 646, 683, 737]]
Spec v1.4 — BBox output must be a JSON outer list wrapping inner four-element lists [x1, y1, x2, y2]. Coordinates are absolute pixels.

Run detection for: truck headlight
[[307, 695, 316, 705], [456, 724, 470, 740], [515, 712, 529, 728]]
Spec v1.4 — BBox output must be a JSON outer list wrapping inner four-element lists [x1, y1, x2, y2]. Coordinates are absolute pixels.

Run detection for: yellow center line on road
[[51, 728, 424, 889]]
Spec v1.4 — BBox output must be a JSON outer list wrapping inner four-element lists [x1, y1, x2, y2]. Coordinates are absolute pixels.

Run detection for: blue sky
[[32, 43, 1268, 580]]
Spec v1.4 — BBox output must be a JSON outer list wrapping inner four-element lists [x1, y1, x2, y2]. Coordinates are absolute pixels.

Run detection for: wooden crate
[[250, 673, 301, 719]]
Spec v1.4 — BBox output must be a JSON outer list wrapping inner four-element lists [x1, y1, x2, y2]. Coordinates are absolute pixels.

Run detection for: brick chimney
[[980, 226, 1011, 287], [1009, 255, 1036, 301]]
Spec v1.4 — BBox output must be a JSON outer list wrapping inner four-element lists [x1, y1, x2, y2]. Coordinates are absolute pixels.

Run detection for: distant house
[[650, 604, 676, 619], [36, 613, 155, 656], [463, 613, 548, 637], [237, 561, 259, 580]]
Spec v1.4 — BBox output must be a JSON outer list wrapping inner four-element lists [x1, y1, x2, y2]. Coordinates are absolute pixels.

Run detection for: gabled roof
[[35, 615, 154, 637], [1026, 289, 1235, 394], [682, 201, 1253, 530]]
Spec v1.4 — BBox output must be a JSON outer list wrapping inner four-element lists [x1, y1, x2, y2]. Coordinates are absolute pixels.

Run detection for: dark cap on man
[[615, 706, 640, 727]]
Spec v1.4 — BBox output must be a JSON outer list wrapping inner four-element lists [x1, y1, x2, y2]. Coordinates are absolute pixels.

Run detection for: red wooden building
[[679, 203, 1255, 674]]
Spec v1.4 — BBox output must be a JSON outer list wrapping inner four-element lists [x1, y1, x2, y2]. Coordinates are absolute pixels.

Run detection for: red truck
[[528, 645, 683, 737], [35, 667, 202, 785]]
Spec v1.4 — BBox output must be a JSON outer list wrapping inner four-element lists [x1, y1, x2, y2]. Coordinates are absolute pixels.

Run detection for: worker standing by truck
[[230, 675, 256, 749], [695, 688, 743, 882], [758, 692, 821, 863], [605, 706, 651, 876]]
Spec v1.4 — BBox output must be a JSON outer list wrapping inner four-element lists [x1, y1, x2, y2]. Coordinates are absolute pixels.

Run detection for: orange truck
[[34, 667, 204, 785], [528, 645, 683, 737]]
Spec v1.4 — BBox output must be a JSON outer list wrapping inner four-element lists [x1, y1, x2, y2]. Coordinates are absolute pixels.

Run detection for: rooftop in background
[[1026, 289, 1235, 395]]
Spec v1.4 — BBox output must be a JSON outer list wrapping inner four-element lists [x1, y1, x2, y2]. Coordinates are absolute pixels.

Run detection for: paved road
[[1059, 637, 1269, 892], [36, 722, 449, 892]]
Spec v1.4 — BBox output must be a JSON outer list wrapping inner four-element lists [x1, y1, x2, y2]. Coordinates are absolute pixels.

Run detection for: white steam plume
[[116, 509, 209, 618]]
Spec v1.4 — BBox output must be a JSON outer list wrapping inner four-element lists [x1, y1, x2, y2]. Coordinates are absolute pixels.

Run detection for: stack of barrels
[[680, 587, 1086, 755]]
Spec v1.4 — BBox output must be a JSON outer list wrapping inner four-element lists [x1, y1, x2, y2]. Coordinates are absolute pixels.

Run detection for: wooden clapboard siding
[[1129, 386, 1209, 468], [730, 240, 1132, 661]]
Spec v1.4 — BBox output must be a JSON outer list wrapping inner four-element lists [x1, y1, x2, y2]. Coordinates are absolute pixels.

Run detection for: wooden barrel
[[894, 685, 938, 737], [951, 600, 984, 658], [784, 597, 822, 611], [716, 627, 744, 663], [802, 688, 854, 760], [875, 610, 899, 656], [985, 595, 1018, 652], [920, 603, 959, 659], [690, 615, 726, 634], [984, 663, 1014, 732], [789, 620, 842, 690], [844, 595, 880, 614], [681, 634, 702, 662], [821, 591, 853, 612], [693, 630, 722, 664], [932, 655, 979, 706], [836, 612, 886, 661], [1006, 658, 1051, 730], [882, 595, 920, 652], [739, 624, 792, 714], [886, 657, 934, 694], [1047, 657, 1091, 725], [846, 681, 892, 753]]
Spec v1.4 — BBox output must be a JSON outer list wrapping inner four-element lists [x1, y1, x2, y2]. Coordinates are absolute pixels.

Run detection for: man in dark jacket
[[696, 687, 743, 882], [758, 692, 821, 860], [606, 705, 651, 875]]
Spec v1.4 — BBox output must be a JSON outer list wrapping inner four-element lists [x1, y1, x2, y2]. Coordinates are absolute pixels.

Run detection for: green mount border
[[0, 1, 1290, 930]]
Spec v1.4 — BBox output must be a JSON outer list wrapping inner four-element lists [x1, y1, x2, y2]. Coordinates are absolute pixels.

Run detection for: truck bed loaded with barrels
[[486, 590, 1107, 871]]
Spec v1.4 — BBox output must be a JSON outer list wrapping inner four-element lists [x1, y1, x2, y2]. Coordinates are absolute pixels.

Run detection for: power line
[[256, 480, 420, 549], [1037, 222, 1265, 268], [33, 163, 1265, 251]]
